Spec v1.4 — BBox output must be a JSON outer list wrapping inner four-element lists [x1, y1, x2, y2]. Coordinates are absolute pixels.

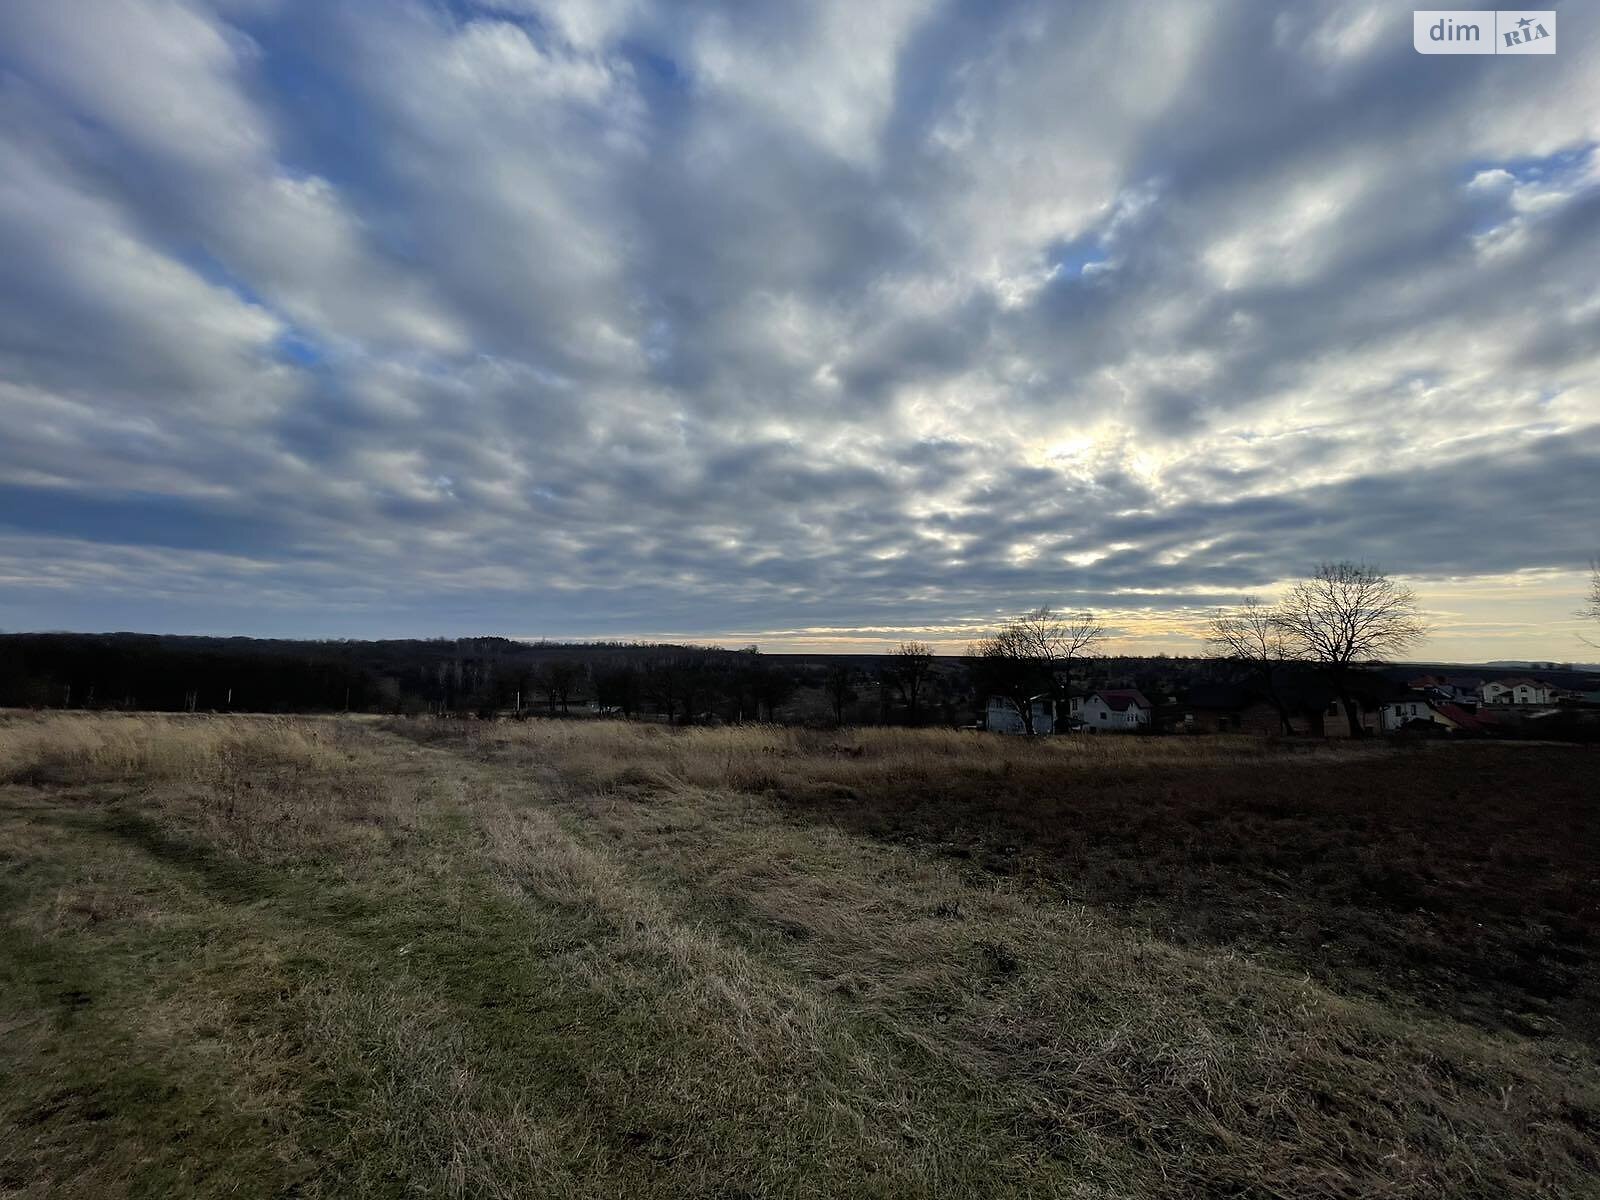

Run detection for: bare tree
[[547, 659, 582, 714], [531, 663, 559, 714], [1012, 606, 1105, 687], [641, 651, 719, 725], [641, 654, 689, 725], [594, 662, 640, 718], [1274, 562, 1426, 738], [887, 641, 934, 724], [1206, 596, 1294, 734], [823, 663, 857, 727], [1581, 559, 1600, 646], [968, 606, 1105, 734], [968, 624, 1050, 734], [747, 655, 795, 722]]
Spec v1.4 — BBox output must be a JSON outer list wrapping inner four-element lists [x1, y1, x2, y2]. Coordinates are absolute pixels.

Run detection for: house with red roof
[[1380, 692, 1490, 734]]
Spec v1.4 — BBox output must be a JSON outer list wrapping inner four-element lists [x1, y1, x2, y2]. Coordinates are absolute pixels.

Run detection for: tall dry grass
[[421, 717, 1600, 1197], [0, 712, 411, 868], [8, 712, 1595, 1198], [0, 711, 349, 787], [392, 716, 1383, 800]]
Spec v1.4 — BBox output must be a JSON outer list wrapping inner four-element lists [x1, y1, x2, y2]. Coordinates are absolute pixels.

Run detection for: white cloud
[[690, 0, 933, 166], [0, 0, 465, 353], [0, 0, 1597, 653]]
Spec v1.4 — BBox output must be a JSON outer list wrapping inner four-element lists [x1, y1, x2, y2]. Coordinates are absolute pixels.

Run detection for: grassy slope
[[0, 713, 1595, 1198]]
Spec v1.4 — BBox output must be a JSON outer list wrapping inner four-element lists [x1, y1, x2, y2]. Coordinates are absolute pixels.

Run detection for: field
[[2, 713, 1597, 1198]]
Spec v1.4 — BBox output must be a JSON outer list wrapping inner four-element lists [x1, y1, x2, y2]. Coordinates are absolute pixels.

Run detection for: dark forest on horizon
[[4, 631, 1597, 732]]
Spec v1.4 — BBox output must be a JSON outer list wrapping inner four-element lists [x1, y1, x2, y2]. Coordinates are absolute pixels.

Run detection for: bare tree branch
[[1206, 596, 1294, 733], [1581, 559, 1600, 647], [969, 606, 1105, 734], [888, 641, 934, 723], [1274, 562, 1426, 738], [1206, 596, 1287, 665]]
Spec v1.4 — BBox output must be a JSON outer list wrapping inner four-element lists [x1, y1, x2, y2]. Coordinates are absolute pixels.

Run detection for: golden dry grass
[[0, 710, 350, 786], [3, 712, 1597, 1198], [402, 716, 1360, 797]]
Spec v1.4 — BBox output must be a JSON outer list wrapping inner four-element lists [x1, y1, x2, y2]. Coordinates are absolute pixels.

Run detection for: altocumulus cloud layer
[[1, 0, 1597, 653]]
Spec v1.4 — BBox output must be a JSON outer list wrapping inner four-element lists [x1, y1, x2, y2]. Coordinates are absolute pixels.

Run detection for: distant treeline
[[23, 628, 1566, 732], [0, 633, 735, 717], [0, 632, 939, 723], [0, 630, 1212, 726]]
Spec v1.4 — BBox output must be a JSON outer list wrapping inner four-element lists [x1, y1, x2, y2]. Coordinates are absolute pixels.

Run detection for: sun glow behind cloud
[[0, 0, 1596, 656]]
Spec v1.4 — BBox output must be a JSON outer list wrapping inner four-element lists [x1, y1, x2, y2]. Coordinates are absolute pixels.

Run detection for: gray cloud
[[0, 0, 1597, 648]]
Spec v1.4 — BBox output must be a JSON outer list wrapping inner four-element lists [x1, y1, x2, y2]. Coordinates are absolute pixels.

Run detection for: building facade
[[1071, 689, 1152, 732]]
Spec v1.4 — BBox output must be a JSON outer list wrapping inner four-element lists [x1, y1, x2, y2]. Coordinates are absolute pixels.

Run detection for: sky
[[0, 0, 1597, 660]]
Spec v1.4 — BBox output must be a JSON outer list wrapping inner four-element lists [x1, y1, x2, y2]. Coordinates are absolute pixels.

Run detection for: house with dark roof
[[1070, 688, 1152, 732], [1407, 674, 1482, 705]]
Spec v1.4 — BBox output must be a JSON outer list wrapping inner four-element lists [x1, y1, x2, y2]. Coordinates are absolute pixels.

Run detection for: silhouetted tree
[[595, 663, 640, 717], [1021, 605, 1104, 692], [887, 642, 934, 724], [823, 663, 857, 726], [641, 651, 720, 725], [1206, 597, 1293, 734], [547, 659, 582, 714], [1582, 559, 1600, 646], [725, 647, 784, 722], [749, 661, 796, 722], [967, 606, 1104, 733], [641, 656, 684, 724], [967, 625, 1051, 734], [532, 664, 560, 714], [1275, 562, 1426, 738]]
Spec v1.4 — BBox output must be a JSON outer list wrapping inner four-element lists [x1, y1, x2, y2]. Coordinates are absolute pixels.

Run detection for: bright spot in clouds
[[0, 0, 1597, 656]]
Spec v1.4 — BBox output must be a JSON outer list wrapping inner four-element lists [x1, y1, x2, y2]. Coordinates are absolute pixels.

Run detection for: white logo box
[[1414, 10, 1555, 54]]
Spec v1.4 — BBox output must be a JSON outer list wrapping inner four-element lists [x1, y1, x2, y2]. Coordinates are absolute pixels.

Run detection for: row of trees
[[0, 561, 1476, 732], [961, 562, 1426, 739], [607, 557, 1575, 735], [590, 649, 798, 724], [600, 645, 962, 727], [0, 634, 796, 720]]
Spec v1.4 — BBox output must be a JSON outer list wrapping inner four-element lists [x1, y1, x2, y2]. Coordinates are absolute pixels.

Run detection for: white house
[[985, 695, 1055, 734], [1480, 678, 1554, 705], [1070, 689, 1152, 732], [1381, 696, 1428, 731], [1379, 694, 1486, 734]]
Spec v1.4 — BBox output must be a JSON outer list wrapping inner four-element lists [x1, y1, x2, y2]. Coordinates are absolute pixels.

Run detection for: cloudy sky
[[1, 1, 1596, 658]]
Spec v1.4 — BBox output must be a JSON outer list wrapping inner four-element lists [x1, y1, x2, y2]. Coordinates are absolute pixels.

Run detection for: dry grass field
[[2, 712, 1597, 1198]]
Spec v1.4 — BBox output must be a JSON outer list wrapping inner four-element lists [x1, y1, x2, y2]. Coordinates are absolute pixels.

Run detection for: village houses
[[1479, 677, 1555, 705]]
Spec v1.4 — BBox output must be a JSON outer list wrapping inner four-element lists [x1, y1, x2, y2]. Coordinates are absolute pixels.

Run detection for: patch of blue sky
[[1051, 237, 1113, 279]]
